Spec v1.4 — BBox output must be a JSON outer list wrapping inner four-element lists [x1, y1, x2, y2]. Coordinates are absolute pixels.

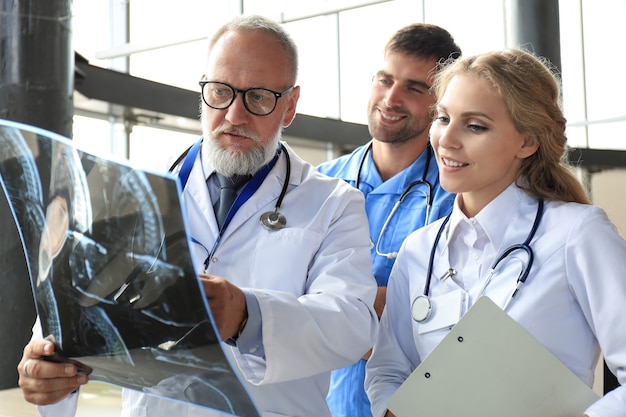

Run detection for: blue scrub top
[[318, 143, 455, 287]]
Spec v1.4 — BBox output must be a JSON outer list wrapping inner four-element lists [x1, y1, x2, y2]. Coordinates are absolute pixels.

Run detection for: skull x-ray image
[[0, 119, 259, 417]]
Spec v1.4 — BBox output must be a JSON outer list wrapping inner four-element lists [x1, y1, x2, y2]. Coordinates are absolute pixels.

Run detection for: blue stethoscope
[[411, 198, 545, 322], [356, 141, 434, 259]]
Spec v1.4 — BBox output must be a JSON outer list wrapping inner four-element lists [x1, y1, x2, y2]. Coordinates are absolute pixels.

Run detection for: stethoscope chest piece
[[260, 211, 287, 231], [411, 294, 432, 322]]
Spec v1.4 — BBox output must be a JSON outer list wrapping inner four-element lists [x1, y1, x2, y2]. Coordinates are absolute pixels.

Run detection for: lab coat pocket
[[415, 289, 463, 334], [251, 228, 322, 294]]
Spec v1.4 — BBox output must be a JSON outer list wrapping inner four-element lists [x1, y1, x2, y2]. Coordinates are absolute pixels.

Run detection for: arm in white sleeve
[[366, 241, 421, 417]]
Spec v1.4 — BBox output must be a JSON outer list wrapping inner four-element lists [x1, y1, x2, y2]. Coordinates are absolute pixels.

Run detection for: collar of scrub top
[[355, 140, 432, 184], [176, 138, 283, 270], [355, 140, 435, 258], [355, 141, 434, 210]]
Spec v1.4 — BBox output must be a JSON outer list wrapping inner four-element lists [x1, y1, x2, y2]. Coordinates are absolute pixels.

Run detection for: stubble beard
[[367, 106, 430, 145]]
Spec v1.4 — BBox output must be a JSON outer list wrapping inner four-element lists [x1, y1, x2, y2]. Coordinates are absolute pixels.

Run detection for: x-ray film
[[0, 119, 260, 417]]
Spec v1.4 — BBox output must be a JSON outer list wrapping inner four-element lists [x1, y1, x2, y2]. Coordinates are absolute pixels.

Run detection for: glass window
[[424, 0, 505, 56], [126, 0, 221, 89], [559, 1, 587, 134], [580, 0, 626, 123], [564, 125, 588, 149], [588, 122, 626, 151], [338, 0, 424, 124], [72, 1, 110, 65], [243, 0, 284, 15], [72, 115, 113, 157], [559, 0, 626, 150], [285, 15, 340, 119], [128, 41, 208, 91], [129, 125, 199, 172]]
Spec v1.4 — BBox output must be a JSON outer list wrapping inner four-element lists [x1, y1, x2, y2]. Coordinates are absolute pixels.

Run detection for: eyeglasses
[[199, 81, 294, 116]]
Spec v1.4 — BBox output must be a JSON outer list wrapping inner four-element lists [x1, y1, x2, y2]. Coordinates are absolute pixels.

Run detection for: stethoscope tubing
[[170, 139, 292, 270], [356, 141, 434, 259], [413, 198, 545, 322]]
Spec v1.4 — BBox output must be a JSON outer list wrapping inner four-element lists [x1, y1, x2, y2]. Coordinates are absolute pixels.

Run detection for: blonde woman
[[365, 49, 626, 417]]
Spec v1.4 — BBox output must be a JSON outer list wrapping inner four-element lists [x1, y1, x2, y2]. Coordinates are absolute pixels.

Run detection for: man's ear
[[282, 85, 300, 128]]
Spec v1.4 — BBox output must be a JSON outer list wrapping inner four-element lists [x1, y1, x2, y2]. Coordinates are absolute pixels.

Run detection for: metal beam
[[287, 113, 369, 147], [74, 53, 369, 147], [74, 53, 626, 170], [568, 147, 626, 173], [75, 53, 199, 121]]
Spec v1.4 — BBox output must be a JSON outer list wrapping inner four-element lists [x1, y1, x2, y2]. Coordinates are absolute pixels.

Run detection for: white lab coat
[[38, 143, 378, 417], [365, 184, 626, 417]]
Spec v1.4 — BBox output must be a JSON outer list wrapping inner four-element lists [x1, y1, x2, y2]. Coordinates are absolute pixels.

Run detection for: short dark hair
[[384, 23, 462, 65]]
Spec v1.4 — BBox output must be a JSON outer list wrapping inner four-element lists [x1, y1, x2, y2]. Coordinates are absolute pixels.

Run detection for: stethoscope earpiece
[[260, 210, 287, 231]]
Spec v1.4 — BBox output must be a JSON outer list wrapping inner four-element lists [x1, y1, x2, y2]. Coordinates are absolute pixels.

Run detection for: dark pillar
[[505, 0, 561, 70], [0, 185, 36, 390], [0, 0, 73, 137], [0, 0, 72, 389]]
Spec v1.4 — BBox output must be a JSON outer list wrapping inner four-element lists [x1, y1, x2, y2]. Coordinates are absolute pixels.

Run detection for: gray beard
[[203, 126, 282, 177]]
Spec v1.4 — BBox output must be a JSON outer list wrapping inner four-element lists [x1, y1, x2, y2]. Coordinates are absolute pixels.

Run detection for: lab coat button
[[211, 256, 218, 263]]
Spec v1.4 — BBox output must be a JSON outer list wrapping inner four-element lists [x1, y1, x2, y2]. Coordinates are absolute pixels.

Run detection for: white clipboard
[[387, 296, 599, 417]]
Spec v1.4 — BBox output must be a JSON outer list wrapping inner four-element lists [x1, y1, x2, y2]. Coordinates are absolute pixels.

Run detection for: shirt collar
[[447, 183, 532, 251]]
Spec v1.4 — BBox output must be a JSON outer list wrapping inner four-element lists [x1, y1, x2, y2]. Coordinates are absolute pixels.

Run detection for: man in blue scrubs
[[318, 23, 461, 417]]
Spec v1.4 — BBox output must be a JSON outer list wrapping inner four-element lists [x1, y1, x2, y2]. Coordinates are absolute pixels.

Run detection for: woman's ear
[[517, 135, 539, 159]]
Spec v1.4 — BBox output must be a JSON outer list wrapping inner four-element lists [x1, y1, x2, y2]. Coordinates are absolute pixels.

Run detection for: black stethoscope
[[259, 145, 290, 231], [356, 141, 434, 259], [411, 198, 545, 322], [170, 138, 291, 232]]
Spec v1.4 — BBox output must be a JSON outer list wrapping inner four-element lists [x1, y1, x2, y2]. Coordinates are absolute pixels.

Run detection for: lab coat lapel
[[182, 155, 219, 250], [430, 243, 456, 289], [428, 221, 464, 297], [219, 143, 297, 239]]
